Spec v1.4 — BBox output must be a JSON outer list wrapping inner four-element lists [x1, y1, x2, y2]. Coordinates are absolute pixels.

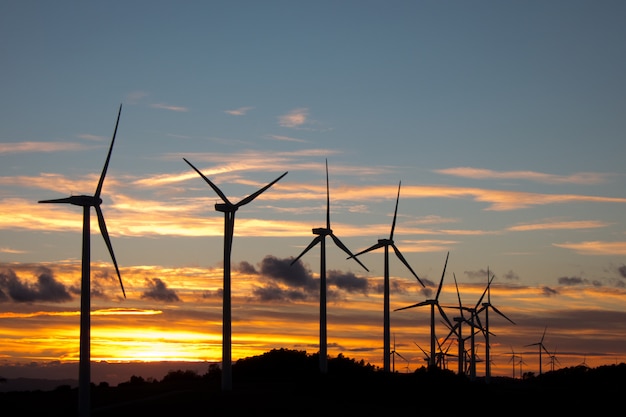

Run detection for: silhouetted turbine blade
[[329, 233, 368, 272], [474, 274, 495, 309], [95, 205, 125, 298], [391, 244, 424, 287], [491, 305, 516, 325], [394, 300, 429, 312], [437, 303, 454, 329], [348, 242, 385, 259], [389, 181, 401, 240], [435, 251, 449, 300], [236, 171, 288, 207], [325, 159, 330, 230], [38, 197, 74, 204], [452, 273, 464, 318], [182, 158, 232, 206], [95, 103, 122, 199], [290, 236, 323, 265]]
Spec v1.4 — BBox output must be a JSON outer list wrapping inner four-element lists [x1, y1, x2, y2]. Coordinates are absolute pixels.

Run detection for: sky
[[1, 0, 626, 383]]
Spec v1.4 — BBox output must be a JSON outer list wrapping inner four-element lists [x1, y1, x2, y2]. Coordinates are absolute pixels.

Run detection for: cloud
[[150, 103, 189, 112], [266, 134, 307, 143], [0, 267, 72, 302], [126, 91, 148, 104], [278, 108, 309, 128], [224, 106, 254, 116], [553, 241, 626, 255], [618, 265, 626, 279], [236, 261, 257, 274], [259, 255, 317, 291], [327, 270, 368, 294], [434, 167, 611, 185], [508, 220, 609, 232], [0, 142, 92, 154], [542, 286, 559, 297], [558, 276, 587, 286], [140, 278, 181, 302]]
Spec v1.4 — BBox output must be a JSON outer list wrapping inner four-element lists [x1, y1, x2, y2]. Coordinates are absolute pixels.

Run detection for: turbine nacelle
[[215, 203, 236, 213], [312, 227, 331, 235]]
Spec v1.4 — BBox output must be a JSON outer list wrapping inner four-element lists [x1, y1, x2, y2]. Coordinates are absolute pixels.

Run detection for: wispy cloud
[[266, 134, 307, 143], [0, 247, 27, 254], [508, 220, 610, 232], [278, 108, 309, 128], [224, 106, 254, 116], [126, 91, 149, 104], [435, 167, 611, 185], [150, 103, 189, 112], [0, 142, 92, 154], [553, 241, 626, 255]]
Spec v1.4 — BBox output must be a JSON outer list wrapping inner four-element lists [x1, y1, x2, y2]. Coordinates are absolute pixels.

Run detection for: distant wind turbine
[[395, 251, 453, 370], [290, 159, 368, 374], [478, 268, 515, 383], [525, 326, 550, 375], [508, 346, 520, 379], [39, 104, 126, 417], [348, 181, 424, 373], [390, 334, 409, 373], [183, 158, 287, 391]]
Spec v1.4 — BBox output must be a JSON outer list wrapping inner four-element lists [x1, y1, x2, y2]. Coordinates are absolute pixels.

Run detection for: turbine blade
[[391, 244, 424, 287], [236, 171, 288, 207], [329, 233, 368, 272], [394, 300, 429, 312], [95, 104, 122, 199], [437, 303, 454, 329], [389, 181, 401, 240], [183, 158, 232, 206], [491, 305, 516, 325], [435, 251, 449, 300], [474, 274, 495, 309], [453, 273, 464, 317], [348, 242, 385, 259], [325, 159, 330, 230], [290, 236, 322, 265], [540, 326, 548, 342], [38, 197, 74, 204], [95, 205, 126, 298]]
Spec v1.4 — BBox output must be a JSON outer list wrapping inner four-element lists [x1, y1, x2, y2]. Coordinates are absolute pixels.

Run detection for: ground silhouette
[[1, 348, 624, 416]]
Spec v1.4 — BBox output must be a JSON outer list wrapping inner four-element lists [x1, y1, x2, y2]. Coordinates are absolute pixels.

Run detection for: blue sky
[[1, 1, 626, 380]]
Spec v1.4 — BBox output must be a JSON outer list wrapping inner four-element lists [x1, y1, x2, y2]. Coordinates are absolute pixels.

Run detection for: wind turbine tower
[[39, 104, 126, 417], [348, 181, 424, 373], [291, 159, 368, 374], [183, 158, 287, 391]]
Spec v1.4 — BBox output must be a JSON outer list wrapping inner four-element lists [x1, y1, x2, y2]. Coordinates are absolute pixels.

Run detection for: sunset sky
[[2, 1, 626, 383]]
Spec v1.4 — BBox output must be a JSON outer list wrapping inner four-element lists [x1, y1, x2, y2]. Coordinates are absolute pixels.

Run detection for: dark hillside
[[1, 349, 624, 416]]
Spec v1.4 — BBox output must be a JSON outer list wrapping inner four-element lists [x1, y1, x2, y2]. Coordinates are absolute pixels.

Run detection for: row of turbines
[[38, 105, 549, 416]]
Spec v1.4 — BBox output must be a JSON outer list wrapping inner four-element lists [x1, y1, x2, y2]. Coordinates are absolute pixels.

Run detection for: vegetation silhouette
[[1, 349, 624, 416]]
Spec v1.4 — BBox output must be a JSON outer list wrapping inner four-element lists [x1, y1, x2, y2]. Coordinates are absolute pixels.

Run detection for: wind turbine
[[525, 326, 550, 375], [183, 158, 287, 391], [390, 334, 409, 373], [477, 268, 515, 383], [38, 104, 126, 417], [508, 346, 520, 379], [348, 181, 424, 373], [395, 251, 453, 370], [290, 159, 368, 374], [546, 346, 561, 372]]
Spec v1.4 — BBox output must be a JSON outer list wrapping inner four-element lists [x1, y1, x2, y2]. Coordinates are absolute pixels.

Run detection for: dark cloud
[[252, 284, 310, 302], [141, 278, 180, 302], [558, 276, 586, 286], [327, 269, 368, 294], [618, 265, 626, 279], [502, 270, 519, 280], [542, 286, 559, 297], [0, 267, 72, 303], [259, 255, 317, 290], [236, 261, 257, 275]]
